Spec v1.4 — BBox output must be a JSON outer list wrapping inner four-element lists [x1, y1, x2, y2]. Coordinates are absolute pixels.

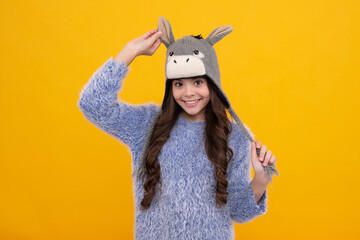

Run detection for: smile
[[182, 98, 202, 107], [183, 99, 200, 104]]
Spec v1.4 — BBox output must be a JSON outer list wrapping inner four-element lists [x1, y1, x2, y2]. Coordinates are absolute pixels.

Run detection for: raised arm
[[77, 29, 163, 150]]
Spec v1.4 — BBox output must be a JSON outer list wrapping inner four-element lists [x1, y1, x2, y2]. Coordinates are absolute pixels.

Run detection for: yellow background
[[1, 0, 359, 239]]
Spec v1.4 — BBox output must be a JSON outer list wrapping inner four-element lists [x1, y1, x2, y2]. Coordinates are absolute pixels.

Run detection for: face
[[172, 77, 210, 122]]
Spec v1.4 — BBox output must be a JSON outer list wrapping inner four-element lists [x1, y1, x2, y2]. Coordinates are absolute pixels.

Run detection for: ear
[[157, 16, 175, 48], [206, 25, 233, 46]]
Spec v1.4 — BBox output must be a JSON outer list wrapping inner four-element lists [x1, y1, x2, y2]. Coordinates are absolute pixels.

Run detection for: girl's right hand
[[129, 29, 163, 56], [114, 29, 163, 66]]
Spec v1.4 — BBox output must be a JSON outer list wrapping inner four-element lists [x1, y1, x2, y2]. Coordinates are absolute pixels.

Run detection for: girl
[[78, 17, 277, 240]]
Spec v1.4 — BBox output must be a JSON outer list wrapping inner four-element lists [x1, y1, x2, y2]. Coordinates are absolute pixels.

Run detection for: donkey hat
[[133, 16, 279, 183]]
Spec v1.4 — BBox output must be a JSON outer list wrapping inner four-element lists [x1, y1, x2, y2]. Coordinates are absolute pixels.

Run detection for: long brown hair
[[140, 78, 233, 210]]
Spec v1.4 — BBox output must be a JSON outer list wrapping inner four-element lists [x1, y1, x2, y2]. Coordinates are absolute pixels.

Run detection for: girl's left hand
[[250, 141, 276, 184]]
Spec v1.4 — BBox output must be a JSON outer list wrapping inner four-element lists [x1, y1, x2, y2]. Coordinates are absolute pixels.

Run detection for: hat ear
[[157, 16, 175, 48], [206, 25, 233, 46]]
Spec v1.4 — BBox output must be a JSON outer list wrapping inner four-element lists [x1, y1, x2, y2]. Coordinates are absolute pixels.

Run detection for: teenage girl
[[78, 27, 277, 239]]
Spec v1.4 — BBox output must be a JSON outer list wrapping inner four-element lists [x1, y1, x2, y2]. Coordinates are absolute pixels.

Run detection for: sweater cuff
[[108, 57, 129, 71], [105, 57, 129, 79], [229, 181, 268, 223], [232, 181, 267, 215], [247, 180, 267, 214], [89, 57, 130, 92]]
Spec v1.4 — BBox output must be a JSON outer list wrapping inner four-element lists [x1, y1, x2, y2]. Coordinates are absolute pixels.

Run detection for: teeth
[[185, 100, 199, 104]]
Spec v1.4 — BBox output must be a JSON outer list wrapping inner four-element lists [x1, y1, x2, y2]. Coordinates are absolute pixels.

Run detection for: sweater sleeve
[[227, 127, 268, 224], [77, 57, 160, 150]]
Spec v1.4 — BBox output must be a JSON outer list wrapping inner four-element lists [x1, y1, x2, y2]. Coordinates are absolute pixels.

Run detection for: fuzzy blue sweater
[[77, 57, 268, 239]]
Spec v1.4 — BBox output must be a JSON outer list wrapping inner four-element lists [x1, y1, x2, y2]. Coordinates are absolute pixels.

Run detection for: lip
[[182, 98, 202, 107]]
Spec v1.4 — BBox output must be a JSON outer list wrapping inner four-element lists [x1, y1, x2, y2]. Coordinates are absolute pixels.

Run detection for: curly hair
[[140, 78, 233, 210]]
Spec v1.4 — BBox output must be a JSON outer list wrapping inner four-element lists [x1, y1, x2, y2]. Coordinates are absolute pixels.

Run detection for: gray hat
[[132, 16, 279, 183]]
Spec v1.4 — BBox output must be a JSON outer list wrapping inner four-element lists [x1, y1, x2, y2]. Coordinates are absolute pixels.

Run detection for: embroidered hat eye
[[192, 50, 204, 58], [169, 52, 174, 56]]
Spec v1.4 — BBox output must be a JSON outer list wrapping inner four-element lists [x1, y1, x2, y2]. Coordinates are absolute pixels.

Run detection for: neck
[[181, 111, 205, 122]]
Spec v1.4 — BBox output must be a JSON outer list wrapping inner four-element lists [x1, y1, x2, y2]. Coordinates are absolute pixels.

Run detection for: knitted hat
[[132, 16, 279, 183]]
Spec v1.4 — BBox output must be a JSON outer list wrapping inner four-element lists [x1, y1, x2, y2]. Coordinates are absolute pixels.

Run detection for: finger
[[148, 38, 162, 55], [153, 38, 162, 49], [259, 145, 267, 161], [148, 31, 163, 44], [269, 155, 276, 165], [263, 150, 272, 166], [142, 29, 157, 39], [255, 140, 261, 149], [251, 142, 258, 161]]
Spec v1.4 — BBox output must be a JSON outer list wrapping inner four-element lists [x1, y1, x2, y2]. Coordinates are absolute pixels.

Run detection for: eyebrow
[[172, 78, 205, 84]]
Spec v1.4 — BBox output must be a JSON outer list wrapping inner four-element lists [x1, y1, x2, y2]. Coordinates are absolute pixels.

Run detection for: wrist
[[251, 176, 268, 204], [253, 173, 270, 186], [114, 46, 138, 66]]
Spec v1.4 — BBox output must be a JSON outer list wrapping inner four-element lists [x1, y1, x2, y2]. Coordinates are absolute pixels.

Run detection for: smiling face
[[171, 77, 210, 122]]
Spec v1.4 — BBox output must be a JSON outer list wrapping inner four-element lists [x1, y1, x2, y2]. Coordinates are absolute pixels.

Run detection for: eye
[[174, 81, 182, 87], [169, 52, 174, 56], [194, 80, 203, 85], [192, 50, 204, 58]]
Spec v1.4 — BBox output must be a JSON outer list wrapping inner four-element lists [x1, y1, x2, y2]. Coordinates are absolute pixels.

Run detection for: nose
[[184, 84, 195, 97], [173, 58, 190, 64]]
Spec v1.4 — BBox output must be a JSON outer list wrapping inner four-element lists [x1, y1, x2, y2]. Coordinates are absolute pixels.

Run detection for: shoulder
[[227, 121, 254, 177], [227, 120, 256, 171], [229, 120, 253, 152]]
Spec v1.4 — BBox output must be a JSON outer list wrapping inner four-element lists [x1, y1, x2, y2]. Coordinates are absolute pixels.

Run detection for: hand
[[125, 29, 163, 57], [250, 140, 276, 184], [114, 29, 163, 66]]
